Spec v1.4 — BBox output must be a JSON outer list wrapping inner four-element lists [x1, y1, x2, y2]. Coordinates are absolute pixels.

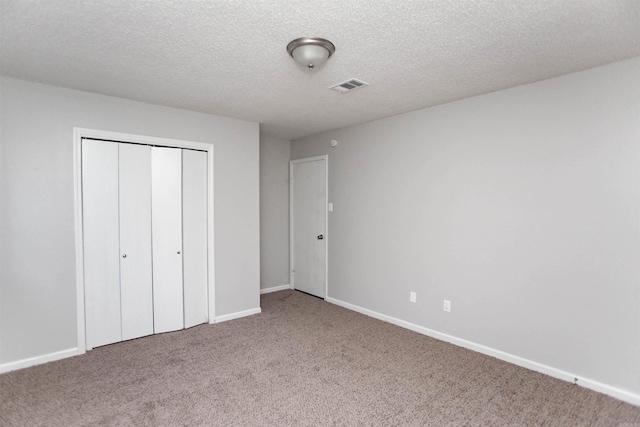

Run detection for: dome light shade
[[287, 37, 335, 71]]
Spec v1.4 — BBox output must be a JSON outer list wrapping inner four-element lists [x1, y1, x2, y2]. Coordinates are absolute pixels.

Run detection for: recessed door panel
[[82, 139, 121, 348], [119, 143, 154, 341], [182, 149, 209, 328], [152, 147, 184, 333]]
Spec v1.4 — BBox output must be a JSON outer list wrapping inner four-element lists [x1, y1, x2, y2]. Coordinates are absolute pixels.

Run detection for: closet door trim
[[73, 127, 216, 353]]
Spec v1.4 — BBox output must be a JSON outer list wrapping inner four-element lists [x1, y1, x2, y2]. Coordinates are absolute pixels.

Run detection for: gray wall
[[291, 58, 640, 394], [0, 77, 260, 364], [259, 136, 291, 290]]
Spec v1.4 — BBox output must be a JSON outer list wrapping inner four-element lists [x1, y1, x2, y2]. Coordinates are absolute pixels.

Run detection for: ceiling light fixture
[[287, 37, 335, 71]]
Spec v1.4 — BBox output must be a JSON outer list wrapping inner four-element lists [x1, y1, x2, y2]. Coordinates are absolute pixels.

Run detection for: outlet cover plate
[[444, 300, 451, 312], [410, 292, 417, 303]]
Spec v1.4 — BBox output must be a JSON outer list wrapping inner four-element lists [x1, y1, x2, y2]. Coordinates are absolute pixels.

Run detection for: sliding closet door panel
[[119, 144, 154, 341], [152, 147, 184, 333], [82, 139, 121, 348], [182, 149, 208, 328]]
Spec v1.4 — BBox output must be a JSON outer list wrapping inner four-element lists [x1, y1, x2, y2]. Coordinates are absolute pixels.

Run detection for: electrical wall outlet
[[410, 292, 417, 303], [443, 300, 451, 312]]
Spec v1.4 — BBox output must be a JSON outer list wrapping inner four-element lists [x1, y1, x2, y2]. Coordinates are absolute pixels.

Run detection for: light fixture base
[[286, 37, 335, 57]]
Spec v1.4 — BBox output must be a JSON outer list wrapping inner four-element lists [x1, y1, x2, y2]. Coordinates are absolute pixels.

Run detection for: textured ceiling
[[1, 0, 639, 141]]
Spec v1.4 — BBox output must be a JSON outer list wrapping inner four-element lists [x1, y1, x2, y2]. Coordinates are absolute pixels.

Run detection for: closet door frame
[[73, 127, 216, 353]]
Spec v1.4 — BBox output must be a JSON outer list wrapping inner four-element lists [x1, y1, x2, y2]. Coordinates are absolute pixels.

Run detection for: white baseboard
[[215, 307, 261, 323], [260, 284, 292, 294], [326, 297, 640, 407], [0, 348, 79, 374], [0, 307, 261, 373]]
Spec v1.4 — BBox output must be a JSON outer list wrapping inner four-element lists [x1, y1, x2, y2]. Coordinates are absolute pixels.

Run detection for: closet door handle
[[122, 254, 127, 258]]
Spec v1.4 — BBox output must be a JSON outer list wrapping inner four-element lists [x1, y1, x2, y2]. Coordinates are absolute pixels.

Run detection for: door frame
[[73, 127, 215, 353], [289, 155, 328, 299]]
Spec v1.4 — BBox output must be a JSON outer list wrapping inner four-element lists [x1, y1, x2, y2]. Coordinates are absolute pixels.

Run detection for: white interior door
[[152, 147, 184, 333], [182, 149, 208, 328], [119, 143, 154, 341], [82, 139, 121, 348], [291, 156, 327, 298]]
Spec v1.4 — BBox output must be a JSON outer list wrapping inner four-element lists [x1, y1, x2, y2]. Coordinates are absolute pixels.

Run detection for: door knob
[[122, 254, 127, 258], [177, 251, 181, 254], [317, 235, 324, 240]]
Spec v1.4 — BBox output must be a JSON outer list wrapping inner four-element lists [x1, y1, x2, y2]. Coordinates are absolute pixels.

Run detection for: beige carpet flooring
[[1, 290, 639, 426]]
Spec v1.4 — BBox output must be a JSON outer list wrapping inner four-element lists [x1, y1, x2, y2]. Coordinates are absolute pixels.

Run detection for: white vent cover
[[329, 78, 369, 94]]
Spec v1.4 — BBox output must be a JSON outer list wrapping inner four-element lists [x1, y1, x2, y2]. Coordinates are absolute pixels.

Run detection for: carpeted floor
[[1, 290, 639, 426]]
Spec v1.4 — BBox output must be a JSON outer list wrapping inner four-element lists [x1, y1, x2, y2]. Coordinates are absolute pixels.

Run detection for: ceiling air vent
[[329, 78, 369, 94]]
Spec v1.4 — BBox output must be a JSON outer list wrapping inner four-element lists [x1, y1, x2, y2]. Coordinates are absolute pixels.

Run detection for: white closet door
[[119, 143, 154, 341], [151, 147, 184, 333], [82, 139, 121, 348], [292, 158, 327, 299], [182, 149, 208, 328]]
